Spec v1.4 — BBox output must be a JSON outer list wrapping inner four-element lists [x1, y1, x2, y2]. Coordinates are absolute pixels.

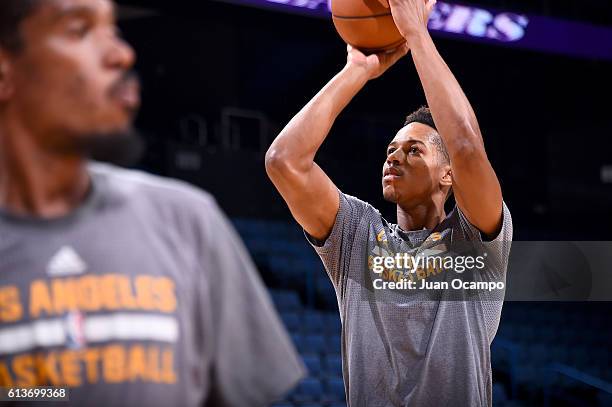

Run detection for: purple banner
[[215, 0, 612, 61]]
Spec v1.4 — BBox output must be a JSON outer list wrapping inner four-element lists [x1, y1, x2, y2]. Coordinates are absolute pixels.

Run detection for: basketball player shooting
[[266, 0, 513, 406]]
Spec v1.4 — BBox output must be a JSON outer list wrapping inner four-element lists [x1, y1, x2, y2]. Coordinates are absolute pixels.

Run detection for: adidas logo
[[47, 246, 87, 277]]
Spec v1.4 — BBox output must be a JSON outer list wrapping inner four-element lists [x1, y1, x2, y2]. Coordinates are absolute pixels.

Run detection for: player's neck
[[0, 119, 91, 219], [396, 199, 446, 232]]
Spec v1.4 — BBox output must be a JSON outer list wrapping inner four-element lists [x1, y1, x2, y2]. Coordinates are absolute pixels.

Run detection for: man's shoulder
[[341, 191, 381, 217], [446, 201, 513, 246], [88, 162, 218, 212]]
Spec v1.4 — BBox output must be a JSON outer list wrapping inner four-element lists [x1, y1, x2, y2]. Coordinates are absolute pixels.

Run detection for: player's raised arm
[[265, 44, 408, 241], [389, 0, 504, 237]]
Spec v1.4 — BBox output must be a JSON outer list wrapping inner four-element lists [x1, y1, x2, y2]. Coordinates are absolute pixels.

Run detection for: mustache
[[108, 70, 140, 97]]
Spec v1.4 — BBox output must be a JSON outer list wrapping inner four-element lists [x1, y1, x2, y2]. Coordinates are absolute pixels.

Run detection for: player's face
[[3, 0, 138, 152], [382, 122, 448, 206]]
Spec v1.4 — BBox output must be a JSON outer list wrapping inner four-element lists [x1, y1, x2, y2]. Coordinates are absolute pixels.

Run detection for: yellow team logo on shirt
[[429, 232, 442, 242]]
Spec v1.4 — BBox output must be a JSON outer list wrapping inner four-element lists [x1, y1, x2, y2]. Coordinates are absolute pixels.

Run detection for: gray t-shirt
[[307, 191, 512, 407], [0, 163, 305, 407]]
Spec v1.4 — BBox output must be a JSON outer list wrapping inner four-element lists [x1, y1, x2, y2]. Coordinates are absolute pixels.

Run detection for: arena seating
[[269, 290, 346, 406]]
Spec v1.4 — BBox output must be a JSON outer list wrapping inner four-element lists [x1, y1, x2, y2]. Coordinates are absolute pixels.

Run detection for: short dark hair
[[0, 0, 41, 53], [404, 106, 449, 165], [404, 105, 437, 132]]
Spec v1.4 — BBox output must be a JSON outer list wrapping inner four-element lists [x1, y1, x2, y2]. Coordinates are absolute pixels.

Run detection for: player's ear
[[440, 165, 452, 189], [0, 49, 15, 101]]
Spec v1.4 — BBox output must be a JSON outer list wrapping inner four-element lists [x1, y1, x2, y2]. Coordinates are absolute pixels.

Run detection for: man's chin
[[73, 127, 145, 167], [382, 188, 399, 204]]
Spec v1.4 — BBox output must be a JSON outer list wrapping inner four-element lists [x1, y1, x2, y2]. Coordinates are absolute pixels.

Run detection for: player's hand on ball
[[388, 0, 436, 39], [346, 43, 409, 80]]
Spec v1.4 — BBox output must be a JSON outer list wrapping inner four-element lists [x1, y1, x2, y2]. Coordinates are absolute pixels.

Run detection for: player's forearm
[[408, 32, 485, 154], [265, 64, 368, 174]]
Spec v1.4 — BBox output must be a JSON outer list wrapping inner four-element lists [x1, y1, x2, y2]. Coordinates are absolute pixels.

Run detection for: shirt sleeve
[[454, 201, 514, 343], [454, 201, 513, 276], [304, 190, 372, 298], [202, 199, 306, 407]]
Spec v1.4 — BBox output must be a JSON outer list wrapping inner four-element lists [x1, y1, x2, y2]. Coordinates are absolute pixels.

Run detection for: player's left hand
[[388, 0, 436, 40], [346, 43, 409, 80]]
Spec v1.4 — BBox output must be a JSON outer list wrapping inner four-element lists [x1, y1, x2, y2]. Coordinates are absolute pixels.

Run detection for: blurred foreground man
[[266, 0, 512, 406], [0, 1, 304, 405]]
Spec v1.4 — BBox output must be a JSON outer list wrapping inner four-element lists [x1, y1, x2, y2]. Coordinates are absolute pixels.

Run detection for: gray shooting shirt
[[306, 191, 512, 407]]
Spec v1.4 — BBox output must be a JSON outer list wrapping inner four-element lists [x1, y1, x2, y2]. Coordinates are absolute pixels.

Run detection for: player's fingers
[[380, 43, 407, 66], [391, 43, 409, 62], [392, 42, 409, 57]]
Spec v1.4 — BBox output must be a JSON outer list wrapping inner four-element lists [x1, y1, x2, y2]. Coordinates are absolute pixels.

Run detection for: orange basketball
[[331, 0, 405, 53]]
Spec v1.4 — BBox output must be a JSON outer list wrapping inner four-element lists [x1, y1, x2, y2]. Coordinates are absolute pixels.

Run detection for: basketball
[[331, 0, 405, 53]]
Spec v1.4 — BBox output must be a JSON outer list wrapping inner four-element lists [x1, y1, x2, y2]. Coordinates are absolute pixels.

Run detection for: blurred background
[[115, 1, 612, 406]]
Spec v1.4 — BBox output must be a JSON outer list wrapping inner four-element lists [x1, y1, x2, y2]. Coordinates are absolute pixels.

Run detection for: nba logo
[[65, 310, 86, 349]]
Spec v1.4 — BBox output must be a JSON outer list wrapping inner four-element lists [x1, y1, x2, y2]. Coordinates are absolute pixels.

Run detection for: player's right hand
[[345, 43, 409, 80], [388, 0, 436, 40]]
